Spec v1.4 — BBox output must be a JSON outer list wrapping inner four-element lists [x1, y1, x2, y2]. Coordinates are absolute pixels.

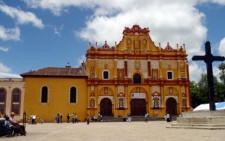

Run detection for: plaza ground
[[1, 121, 224, 141]]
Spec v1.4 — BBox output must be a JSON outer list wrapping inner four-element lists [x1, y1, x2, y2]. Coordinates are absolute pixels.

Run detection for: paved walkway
[[1, 121, 224, 141]]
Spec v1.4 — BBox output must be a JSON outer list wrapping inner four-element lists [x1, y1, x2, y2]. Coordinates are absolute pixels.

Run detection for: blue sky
[[0, 0, 225, 82]]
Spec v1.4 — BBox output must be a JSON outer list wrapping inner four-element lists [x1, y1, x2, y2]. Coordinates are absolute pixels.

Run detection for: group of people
[[91, 113, 103, 122], [54, 112, 172, 123], [122, 113, 149, 122], [55, 113, 78, 123], [86, 113, 103, 125], [0, 112, 26, 136]]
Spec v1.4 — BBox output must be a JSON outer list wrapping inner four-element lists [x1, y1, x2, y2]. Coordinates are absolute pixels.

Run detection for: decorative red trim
[[124, 61, 127, 76], [11, 88, 21, 115], [87, 107, 97, 110], [22, 76, 87, 79], [0, 88, 7, 114], [186, 63, 191, 107], [116, 107, 128, 110], [148, 61, 151, 77], [87, 79, 189, 86], [123, 25, 149, 34], [86, 53, 187, 59]]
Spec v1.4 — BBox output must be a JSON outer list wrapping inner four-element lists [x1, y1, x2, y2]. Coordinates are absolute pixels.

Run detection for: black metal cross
[[192, 41, 225, 111]]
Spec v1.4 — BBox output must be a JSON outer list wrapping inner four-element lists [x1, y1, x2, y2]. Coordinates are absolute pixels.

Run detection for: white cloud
[[75, 55, 86, 67], [0, 25, 20, 41], [198, 0, 225, 5], [189, 63, 223, 82], [23, 0, 95, 16], [0, 62, 21, 78], [0, 45, 8, 52], [78, 0, 207, 57], [0, 62, 11, 73], [0, 4, 44, 29], [189, 62, 205, 82], [53, 24, 64, 36], [213, 66, 221, 82], [0, 72, 22, 78], [218, 37, 225, 56]]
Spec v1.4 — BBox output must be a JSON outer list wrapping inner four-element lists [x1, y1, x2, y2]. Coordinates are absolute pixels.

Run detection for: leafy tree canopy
[[190, 63, 225, 108]]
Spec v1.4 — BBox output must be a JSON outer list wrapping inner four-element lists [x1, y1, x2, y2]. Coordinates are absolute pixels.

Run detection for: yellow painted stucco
[[23, 77, 87, 122]]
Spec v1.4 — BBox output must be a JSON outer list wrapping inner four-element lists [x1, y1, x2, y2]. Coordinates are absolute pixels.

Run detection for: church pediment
[[116, 25, 158, 52]]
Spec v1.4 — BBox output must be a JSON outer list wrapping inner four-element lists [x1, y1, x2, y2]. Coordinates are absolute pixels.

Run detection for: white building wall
[[0, 78, 25, 120]]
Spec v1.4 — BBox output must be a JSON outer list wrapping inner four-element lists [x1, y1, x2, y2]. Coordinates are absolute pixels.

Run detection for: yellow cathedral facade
[[21, 25, 191, 122]]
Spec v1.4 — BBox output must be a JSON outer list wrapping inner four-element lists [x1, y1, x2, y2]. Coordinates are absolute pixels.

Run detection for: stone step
[[176, 116, 225, 124], [99, 116, 165, 122], [171, 123, 225, 127], [167, 124, 225, 130], [181, 110, 225, 117]]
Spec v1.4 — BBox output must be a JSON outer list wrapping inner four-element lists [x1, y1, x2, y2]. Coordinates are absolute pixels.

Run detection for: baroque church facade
[[20, 25, 191, 122]]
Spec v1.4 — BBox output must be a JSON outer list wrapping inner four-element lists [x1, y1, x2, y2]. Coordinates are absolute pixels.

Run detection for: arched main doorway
[[131, 99, 146, 116], [100, 98, 112, 116], [166, 97, 177, 115]]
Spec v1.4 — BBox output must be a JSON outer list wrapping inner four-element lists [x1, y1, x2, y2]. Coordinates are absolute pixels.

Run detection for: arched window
[[11, 88, 21, 114], [0, 88, 6, 114], [103, 71, 109, 80], [167, 71, 173, 80], [41, 86, 48, 103], [70, 87, 77, 103], [133, 73, 141, 84]]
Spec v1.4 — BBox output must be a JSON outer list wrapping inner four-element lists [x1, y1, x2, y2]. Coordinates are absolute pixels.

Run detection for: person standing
[[74, 114, 78, 123], [86, 115, 90, 125], [71, 113, 75, 123], [60, 113, 63, 123], [56, 113, 59, 123], [67, 113, 70, 123], [166, 113, 170, 122], [127, 113, 131, 122]]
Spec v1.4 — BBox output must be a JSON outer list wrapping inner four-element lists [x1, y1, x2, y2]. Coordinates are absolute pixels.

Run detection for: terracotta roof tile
[[21, 67, 87, 77]]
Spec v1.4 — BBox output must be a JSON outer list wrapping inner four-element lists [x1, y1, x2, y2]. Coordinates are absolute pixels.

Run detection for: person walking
[[74, 114, 78, 123], [145, 113, 149, 122]]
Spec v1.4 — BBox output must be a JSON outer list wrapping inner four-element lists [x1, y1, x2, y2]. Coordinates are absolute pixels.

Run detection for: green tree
[[190, 73, 224, 108], [219, 63, 225, 84], [190, 81, 201, 108]]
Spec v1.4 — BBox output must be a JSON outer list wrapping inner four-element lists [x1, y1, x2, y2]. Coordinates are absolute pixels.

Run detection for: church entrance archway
[[131, 99, 146, 116], [100, 98, 112, 116], [166, 97, 177, 115]]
